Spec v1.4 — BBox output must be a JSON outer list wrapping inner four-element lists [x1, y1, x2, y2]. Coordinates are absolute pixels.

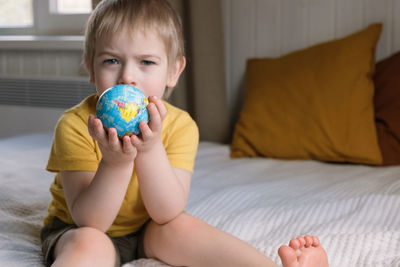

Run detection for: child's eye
[[141, 60, 155, 66], [103, 59, 119, 65]]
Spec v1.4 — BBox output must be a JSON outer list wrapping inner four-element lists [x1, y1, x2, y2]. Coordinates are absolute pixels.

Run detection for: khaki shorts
[[40, 217, 148, 267]]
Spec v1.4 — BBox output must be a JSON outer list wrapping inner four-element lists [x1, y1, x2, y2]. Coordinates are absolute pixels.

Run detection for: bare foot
[[278, 236, 328, 267]]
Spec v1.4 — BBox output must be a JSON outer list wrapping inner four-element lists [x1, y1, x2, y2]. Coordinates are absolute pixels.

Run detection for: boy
[[41, 0, 329, 266]]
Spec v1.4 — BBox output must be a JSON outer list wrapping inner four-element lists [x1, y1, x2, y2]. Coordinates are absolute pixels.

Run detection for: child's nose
[[118, 66, 137, 86]]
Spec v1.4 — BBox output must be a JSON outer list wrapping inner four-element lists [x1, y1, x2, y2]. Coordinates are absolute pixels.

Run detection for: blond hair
[[84, 0, 185, 78]]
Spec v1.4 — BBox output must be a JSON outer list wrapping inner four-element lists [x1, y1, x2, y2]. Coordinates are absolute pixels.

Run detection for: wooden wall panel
[[222, 0, 400, 126], [254, 0, 282, 57], [22, 52, 41, 76], [306, 0, 336, 45], [41, 52, 59, 76], [6, 51, 22, 75], [224, 0, 257, 124], [365, 0, 393, 59], [0, 50, 83, 78], [280, 0, 308, 55], [334, 0, 364, 37]]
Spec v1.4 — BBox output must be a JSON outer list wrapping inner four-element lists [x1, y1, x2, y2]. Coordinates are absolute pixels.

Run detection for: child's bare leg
[[143, 213, 279, 267], [52, 227, 116, 267], [278, 236, 329, 267]]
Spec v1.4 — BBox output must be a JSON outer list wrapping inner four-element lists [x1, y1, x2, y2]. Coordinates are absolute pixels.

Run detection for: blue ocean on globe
[[96, 84, 149, 136]]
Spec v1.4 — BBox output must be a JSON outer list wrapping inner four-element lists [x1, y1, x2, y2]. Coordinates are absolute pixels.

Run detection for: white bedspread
[[1, 133, 400, 267]]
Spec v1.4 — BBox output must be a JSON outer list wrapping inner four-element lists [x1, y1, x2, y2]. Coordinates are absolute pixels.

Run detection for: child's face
[[90, 27, 182, 98]]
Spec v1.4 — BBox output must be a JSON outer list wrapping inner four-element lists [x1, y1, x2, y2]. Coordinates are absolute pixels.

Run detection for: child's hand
[[88, 114, 137, 168], [132, 96, 166, 152]]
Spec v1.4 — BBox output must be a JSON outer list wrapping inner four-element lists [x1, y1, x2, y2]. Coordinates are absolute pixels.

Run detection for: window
[[52, 0, 92, 14], [0, 0, 92, 35], [0, 0, 33, 27]]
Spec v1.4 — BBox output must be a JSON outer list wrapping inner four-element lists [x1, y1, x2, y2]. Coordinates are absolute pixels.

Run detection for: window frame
[[0, 0, 91, 35]]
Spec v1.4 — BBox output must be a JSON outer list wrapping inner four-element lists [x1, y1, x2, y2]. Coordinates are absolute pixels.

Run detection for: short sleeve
[[163, 110, 199, 173], [46, 112, 99, 172]]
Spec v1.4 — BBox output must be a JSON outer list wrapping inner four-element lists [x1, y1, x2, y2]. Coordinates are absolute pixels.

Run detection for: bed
[[1, 132, 400, 267], [2, 1, 400, 266]]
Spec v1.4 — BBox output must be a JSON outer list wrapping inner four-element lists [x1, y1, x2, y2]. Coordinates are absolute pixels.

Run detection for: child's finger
[[88, 115, 97, 136], [122, 135, 135, 154], [147, 103, 162, 131], [130, 134, 141, 147], [150, 96, 167, 120], [139, 120, 153, 140], [107, 128, 120, 151], [88, 115, 107, 143]]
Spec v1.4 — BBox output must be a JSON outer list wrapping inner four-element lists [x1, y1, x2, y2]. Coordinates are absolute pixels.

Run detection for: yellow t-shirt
[[44, 94, 199, 237]]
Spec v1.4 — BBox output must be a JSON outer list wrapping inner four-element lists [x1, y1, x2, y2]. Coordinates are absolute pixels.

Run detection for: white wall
[[222, 0, 400, 126]]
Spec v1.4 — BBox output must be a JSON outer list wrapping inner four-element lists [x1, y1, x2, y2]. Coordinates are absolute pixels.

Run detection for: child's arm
[[133, 96, 191, 224], [61, 115, 137, 232]]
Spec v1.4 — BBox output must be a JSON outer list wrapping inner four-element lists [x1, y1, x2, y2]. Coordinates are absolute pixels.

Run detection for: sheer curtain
[[91, 0, 229, 143]]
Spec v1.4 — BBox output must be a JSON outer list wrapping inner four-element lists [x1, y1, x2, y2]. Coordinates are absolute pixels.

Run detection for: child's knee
[[160, 213, 202, 240], [144, 213, 201, 260], [57, 227, 115, 256]]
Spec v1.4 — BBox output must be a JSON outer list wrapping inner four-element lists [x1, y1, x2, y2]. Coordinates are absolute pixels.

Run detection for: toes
[[278, 245, 298, 267], [305, 235, 313, 247], [289, 238, 301, 250], [283, 236, 329, 267], [288, 235, 321, 251], [297, 236, 306, 247], [312, 236, 321, 247]]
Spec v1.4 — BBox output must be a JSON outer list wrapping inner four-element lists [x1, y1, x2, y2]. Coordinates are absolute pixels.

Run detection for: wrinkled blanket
[[1, 134, 400, 267]]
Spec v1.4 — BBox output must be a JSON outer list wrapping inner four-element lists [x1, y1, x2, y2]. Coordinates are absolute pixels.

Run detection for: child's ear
[[84, 59, 95, 84], [166, 56, 186, 88]]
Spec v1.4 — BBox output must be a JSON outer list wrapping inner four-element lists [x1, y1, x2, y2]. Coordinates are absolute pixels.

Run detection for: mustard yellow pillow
[[231, 24, 383, 165]]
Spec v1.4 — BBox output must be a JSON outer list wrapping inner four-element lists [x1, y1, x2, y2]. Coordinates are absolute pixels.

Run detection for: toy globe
[[96, 84, 149, 137]]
